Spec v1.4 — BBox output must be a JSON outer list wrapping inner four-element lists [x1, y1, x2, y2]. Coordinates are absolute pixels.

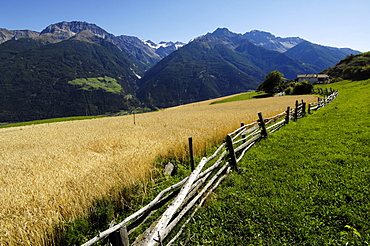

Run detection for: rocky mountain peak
[[211, 27, 240, 38], [243, 30, 304, 52], [0, 28, 39, 44], [40, 21, 112, 40]]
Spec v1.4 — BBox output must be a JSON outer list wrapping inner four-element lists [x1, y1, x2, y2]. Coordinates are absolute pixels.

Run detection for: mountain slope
[[143, 40, 185, 58], [242, 29, 360, 70], [284, 41, 361, 71], [137, 30, 318, 108], [323, 51, 370, 80], [39, 21, 184, 73], [234, 39, 318, 79], [0, 28, 39, 43], [0, 38, 139, 122], [206, 28, 318, 77], [242, 30, 304, 52], [136, 39, 262, 108]]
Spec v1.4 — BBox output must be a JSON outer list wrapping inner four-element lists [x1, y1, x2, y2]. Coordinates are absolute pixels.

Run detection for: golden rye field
[[0, 94, 317, 245]]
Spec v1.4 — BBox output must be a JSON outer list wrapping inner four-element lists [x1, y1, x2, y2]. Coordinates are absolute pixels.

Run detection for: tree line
[[258, 71, 313, 96]]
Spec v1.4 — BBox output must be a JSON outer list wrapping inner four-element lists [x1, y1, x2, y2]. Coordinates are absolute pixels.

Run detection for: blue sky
[[1, 0, 369, 52]]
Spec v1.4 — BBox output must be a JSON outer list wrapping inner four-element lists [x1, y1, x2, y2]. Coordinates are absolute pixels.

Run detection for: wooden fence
[[82, 90, 338, 246]]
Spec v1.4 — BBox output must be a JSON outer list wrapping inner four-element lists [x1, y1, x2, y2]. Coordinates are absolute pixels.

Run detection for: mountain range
[[0, 21, 361, 122], [1, 21, 185, 74], [137, 28, 319, 107]]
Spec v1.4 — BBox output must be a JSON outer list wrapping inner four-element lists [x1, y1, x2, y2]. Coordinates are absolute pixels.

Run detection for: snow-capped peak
[[142, 40, 184, 50], [142, 40, 158, 49]]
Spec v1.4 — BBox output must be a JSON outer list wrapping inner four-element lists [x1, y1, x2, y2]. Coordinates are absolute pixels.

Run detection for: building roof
[[297, 74, 329, 78]]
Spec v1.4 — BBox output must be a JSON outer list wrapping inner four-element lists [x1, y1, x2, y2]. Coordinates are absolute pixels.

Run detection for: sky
[[1, 0, 369, 52]]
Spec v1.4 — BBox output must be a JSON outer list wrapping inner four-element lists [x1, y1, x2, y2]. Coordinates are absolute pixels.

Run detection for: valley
[[0, 21, 361, 123], [0, 20, 368, 245]]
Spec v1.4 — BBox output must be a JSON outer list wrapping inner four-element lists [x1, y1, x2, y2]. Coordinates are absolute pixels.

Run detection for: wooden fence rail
[[81, 90, 338, 246]]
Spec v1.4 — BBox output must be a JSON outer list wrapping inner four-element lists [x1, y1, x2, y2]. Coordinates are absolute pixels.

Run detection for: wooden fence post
[[120, 226, 129, 246], [294, 100, 299, 121], [241, 123, 246, 143], [308, 103, 311, 114], [258, 112, 268, 137], [226, 134, 238, 171], [109, 225, 129, 246], [188, 137, 195, 171], [302, 102, 306, 116], [285, 106, 290, 124]]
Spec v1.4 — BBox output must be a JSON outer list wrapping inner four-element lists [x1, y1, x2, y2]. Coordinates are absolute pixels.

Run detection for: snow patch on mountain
[[131, 68, 142, 79], [142, 40, 184, 50]]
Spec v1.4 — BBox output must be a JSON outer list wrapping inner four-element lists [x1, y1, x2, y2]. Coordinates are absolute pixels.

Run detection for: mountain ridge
[[0, 21, 364, 122], [0, 21, 185, 74], [136, 31, 318, 108], [242, 29, 304, 52], [0, 23, 360, 72]]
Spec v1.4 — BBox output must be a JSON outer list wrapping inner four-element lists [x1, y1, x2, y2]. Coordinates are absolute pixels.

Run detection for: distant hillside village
[[296, 74, 330, 83]]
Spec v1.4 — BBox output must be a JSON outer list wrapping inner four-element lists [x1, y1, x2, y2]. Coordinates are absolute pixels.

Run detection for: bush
[[258, 71, 285, 95], [284, 86, 294, 95], [292, 80, 313, 95]]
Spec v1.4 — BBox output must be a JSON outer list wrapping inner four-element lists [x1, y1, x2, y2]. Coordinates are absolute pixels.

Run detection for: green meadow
[[68, 76, 122, 93], [210, 91, 268, 104], [178, 80, 370, 245], [0, 115, 103, 128]]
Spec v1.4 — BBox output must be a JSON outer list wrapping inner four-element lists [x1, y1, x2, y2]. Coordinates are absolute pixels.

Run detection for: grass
[[210, 91, 268, 104], [0, 93, 318, 246], [177, 80, 370, 245], [68, 76, 122, 93], [0, 115, 103, 128]]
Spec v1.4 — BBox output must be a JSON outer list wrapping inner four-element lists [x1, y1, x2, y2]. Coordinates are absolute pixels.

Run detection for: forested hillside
[[0, 38, 139, 122], [137, 31, 318, 108], [0, 22, 362, 122], [323, 52, 370, 80]]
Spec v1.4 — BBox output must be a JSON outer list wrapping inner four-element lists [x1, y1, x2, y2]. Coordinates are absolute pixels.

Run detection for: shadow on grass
[[252, 93, 271, 99]]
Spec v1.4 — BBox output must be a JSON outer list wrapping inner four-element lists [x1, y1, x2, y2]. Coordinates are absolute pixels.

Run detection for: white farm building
[[297, 74, 329, 83]]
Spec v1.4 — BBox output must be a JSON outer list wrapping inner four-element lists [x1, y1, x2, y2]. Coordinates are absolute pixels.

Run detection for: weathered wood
[[166, 166, 232, 245], [294, 101, 299, 121], [269, 121, 285, 134], [229, 121, 257, 140], [163, 164, 231, 241], [198, 149, 227, 179], [143, 157, 209, 246], [81, 176, 188, 246], [266, 119, 286, 132], [120, 226, 129, 246], [234, 134, 261, 153], [233, 124, 260, 144], [226, 134, 238, 170], [108, 222, 126, 246], [264, 111, 286, 122], [285, 106, 290, 124], [236, 139, 258, 162], [127, 187, 182, 234], [241, 123, 246, 143], [188, 137, 195, 171], [258, 112, 268, 137]]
